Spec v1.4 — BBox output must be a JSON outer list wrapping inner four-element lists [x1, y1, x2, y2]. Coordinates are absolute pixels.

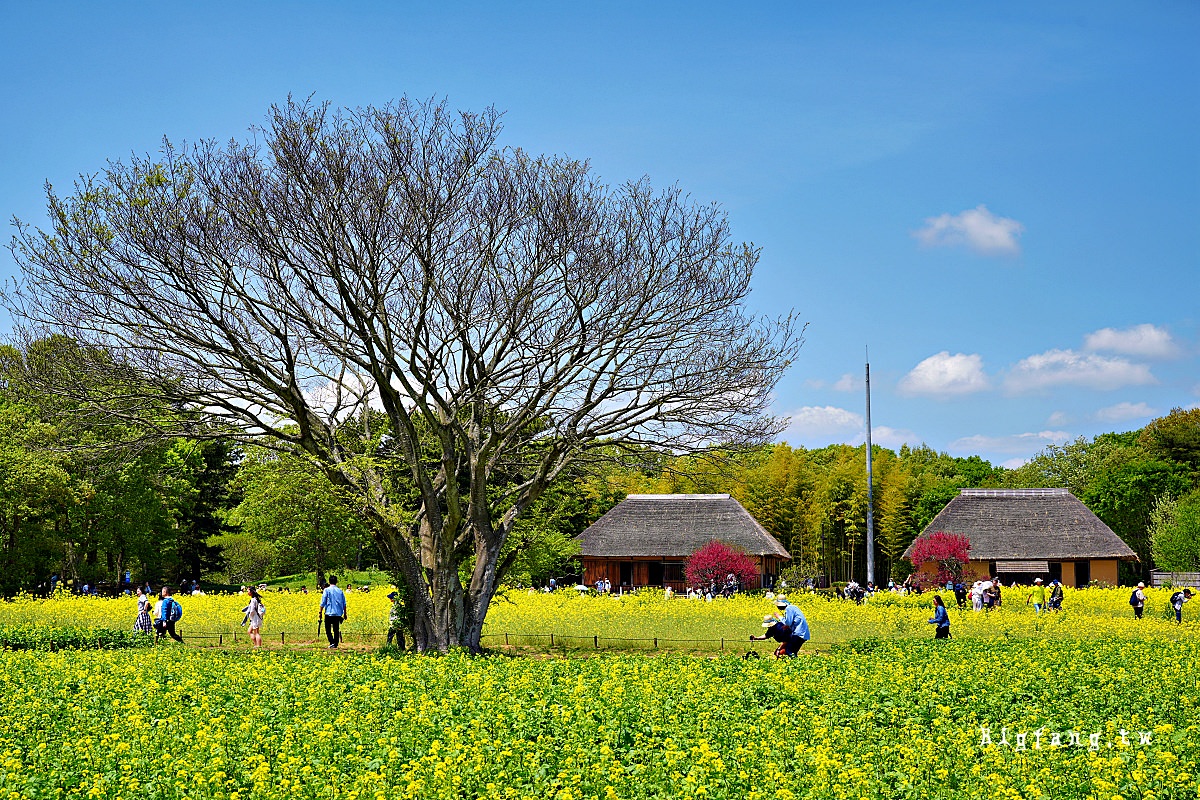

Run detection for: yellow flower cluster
[[0, 639, 1196, 799], [0, 586, 1191, 651]]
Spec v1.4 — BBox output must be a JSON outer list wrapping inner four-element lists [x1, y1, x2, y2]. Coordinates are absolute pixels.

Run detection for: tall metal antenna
[[865, 346, 875, 586]]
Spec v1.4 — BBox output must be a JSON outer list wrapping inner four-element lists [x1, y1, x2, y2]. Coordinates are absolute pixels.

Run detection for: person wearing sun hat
[[749, 613, 791, 657], [770, 595, 810, 656], [1130, 582, 1147, 619], [1026, 577, 1047, 614]]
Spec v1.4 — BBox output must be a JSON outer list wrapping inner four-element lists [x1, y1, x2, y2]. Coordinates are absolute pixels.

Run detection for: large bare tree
[[7, 98, 801, 652]]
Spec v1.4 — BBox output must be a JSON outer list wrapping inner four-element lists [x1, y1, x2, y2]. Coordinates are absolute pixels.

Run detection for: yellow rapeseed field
[[0, 640, 1195, 799], [1, 587, 1197, 798], [0, 586, 1190, 650]]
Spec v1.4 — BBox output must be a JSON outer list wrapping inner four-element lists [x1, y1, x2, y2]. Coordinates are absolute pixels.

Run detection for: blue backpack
[[163, 597, 182, 622]]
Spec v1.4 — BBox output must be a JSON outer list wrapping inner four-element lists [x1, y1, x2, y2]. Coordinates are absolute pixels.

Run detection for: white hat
[[761, 614, 781, 627], [1034, 578, 1043, 583], [1137, 582, 1145, 588], [774, 596, 788, 608]]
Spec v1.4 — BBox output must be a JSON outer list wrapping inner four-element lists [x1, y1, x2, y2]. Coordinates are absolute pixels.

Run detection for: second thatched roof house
[[575, 494, 790, 591], [903, 488, 1138, 587]]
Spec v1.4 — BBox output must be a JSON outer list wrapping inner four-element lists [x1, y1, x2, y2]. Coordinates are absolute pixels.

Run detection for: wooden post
[[594, 635, 599, 649], [281, 632, 285, 644], [218, 634, 222, 646], [720, 638, 724, 650], [505, 633, 509, 646], [550, 633, 555, 648], [653, 637, 658, 649]]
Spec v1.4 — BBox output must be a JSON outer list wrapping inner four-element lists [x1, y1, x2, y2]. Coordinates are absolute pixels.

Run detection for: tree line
[[5, 335, 1197, 595]]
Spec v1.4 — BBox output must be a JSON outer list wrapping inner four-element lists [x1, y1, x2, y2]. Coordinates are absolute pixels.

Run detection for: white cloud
[[913, 205, 1024, 256], [802, 378, 827, 390], [866, 425, 920, 449], [833, 373, 859, 392], [781, 405, 863, 439], [1001, 457, 1030, 469], [1093, 401, 1159, 424], [898, 352, 990, 397], [1004, 349, 1155, 393], [949, 430, 1073, 456], [779, 406, 920, 449], [1084, 324, 1180, 359], [1047, 410, 1070, 425]]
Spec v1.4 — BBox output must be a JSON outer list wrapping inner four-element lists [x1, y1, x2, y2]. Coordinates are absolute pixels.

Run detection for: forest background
[[3, 338, 1198, 596]]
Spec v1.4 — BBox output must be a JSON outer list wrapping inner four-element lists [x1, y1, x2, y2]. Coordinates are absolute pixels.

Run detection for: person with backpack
[[928, 595, 951, 639], [1048, 580, 1064, 612], [1170, 588, 1194, 624], [1130, 582, 1146, 619], [155, 586, 184, 643]]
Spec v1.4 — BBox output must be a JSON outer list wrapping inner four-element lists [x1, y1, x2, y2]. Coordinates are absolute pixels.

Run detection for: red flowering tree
[[685, 541, 760, 589], [907, 532, 971, 586]]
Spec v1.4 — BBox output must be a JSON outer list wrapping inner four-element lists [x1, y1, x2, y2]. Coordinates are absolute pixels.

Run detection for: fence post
[[594, 635, 599, 649], [550, 633, 555, 648], [281, 632, 285, 645], [219, 634, 222, 646], [721, 638, 724, 651], [653, 637, 658, 649], [505, 633, 509, 646], [232, 631, 236, 644]]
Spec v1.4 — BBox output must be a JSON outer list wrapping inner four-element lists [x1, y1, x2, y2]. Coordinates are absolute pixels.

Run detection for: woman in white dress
[[242, 587, 265, 647]]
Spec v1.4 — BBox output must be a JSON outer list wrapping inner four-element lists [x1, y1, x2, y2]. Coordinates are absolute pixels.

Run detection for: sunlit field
[[2, 587, 1198, 799], [0, 640, 1196, 799], [0, 586, 1191, 652]]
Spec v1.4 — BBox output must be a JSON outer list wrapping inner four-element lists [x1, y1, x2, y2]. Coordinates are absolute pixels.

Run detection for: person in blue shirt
[[928, 594, 950, 639], [320, 575, 348, 649], [772, 596, 810, 656]]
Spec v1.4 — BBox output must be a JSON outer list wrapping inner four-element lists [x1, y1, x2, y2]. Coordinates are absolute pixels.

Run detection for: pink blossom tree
[[907, 532, 971, 586], [685, 541, 760, 590]]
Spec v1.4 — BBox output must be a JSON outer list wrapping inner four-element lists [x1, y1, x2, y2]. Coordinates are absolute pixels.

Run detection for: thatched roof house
[[903, 488, 1137, 586], [575, 494, 790, 590]]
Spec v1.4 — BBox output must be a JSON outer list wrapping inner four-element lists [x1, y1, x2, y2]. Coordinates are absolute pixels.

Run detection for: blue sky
[[2, 2, 1197, 467]]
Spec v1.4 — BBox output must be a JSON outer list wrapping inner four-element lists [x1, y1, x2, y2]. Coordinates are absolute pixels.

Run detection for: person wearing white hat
[[1130, 582, 1146, 619], [1026, 577, 1047, 614]]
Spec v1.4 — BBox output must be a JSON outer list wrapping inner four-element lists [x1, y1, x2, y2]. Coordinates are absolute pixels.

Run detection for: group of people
[[750, 594, 811, 657], [1129, 582, 1193, 622], [132, 585, 186, 643]]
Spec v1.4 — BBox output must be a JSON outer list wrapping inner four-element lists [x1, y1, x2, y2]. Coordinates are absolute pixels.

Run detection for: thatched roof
[[902, 488, 1138, 561], [576, 494, 791, 559]]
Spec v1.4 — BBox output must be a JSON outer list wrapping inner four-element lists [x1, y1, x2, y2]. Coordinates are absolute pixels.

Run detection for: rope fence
[[141, 629, 821, 652]]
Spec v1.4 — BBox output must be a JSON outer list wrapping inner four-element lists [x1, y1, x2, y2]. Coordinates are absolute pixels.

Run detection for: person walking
[[1048, 580, 1064, 612], [928, 595, 951, 639], [1026, 578, 1047, 614], [771, 596, 810, 656], [1130, 582, 1146, 619], [155, 587, 184, 643], [1170, 588, 1194, 624], [242, 586, 265, 647], [132, 587, 153, 634], [320, 575, 347, 649], [386, 591, 406, 649]]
